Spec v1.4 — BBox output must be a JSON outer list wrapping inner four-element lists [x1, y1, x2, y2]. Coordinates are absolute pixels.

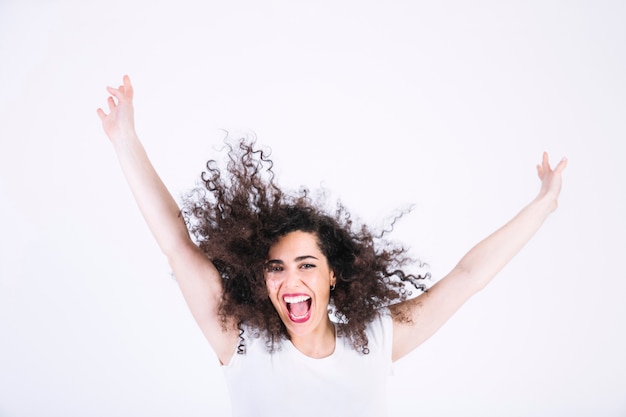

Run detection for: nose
[[266, 266, 301, 291], [282, 267, 302, 289]]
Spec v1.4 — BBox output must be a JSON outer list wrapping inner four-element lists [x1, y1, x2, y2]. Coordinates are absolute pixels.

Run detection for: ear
[[330, 270, 337, 287]]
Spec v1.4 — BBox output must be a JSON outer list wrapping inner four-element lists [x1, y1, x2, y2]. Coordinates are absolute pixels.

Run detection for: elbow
[[163, 235, 201, 263], [450, 264, 491, 294]]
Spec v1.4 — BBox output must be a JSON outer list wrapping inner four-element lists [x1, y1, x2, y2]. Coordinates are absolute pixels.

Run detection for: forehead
[[267, 231, 323, 260]]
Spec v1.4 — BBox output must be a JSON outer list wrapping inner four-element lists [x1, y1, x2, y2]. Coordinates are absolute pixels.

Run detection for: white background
[[1, 1, 625, 416]]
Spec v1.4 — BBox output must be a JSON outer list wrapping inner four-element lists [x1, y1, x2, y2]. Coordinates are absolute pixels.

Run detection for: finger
[[536, 164, 544, 179], [542, 151, 551, 172], [106, 86, 122, 100], [96, 108, 107, 121], [554, 157, 568, 174], [123, 75, 134, 98], [107, 96, 116, 111]]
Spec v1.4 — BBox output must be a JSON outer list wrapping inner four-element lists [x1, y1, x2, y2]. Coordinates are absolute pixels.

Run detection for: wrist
[[530, 193, 559, 215], [111, 130, 140, 150]]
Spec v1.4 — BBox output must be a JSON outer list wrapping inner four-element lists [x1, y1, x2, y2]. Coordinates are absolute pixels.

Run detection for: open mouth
[[284, 295, 312, 322]]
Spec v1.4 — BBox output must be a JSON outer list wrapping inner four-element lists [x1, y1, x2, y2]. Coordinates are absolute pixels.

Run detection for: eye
[[300, 263, 316, 270], [265, 263, 283, 273]]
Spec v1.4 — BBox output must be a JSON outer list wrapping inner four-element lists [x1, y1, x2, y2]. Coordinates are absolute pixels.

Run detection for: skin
[[98, 76, 240, 365], [390, 151, 567, 361], [98, 75, 567, 366], [264, 231, 337, 358]]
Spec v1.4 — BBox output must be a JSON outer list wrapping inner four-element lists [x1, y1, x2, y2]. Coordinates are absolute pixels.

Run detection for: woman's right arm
[[97, 75, 239, 365]]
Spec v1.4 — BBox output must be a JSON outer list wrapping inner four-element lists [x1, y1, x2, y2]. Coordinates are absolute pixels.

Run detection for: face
[[264, 231, 336, 339]]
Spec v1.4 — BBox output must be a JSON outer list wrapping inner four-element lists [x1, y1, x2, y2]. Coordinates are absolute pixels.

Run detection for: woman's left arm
[[391, 153, 567, 361]]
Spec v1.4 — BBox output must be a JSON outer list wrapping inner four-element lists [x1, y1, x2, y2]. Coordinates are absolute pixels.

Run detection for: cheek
[[266, 277, 280, 293]]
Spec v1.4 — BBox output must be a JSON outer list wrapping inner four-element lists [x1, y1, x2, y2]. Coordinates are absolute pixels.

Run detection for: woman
[[97, 75, 567, 416]]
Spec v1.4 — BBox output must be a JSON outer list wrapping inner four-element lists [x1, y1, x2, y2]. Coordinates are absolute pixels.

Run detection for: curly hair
[[181, 138, 428, 353]]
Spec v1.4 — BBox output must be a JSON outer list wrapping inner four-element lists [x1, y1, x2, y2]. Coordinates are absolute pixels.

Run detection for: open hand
[[536, 152, 568, 212], [96, 75, 136, 143]]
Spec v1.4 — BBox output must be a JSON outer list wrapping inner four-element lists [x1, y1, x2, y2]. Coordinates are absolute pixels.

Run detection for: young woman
[[97, 75, 567, 416]]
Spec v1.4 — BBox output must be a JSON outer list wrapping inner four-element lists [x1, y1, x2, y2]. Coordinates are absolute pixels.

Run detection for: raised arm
[[391, 153, 567, 361], [97, 76, 239, 364]]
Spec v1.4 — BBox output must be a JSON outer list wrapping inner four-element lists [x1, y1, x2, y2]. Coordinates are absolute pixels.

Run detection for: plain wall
[[1, 1, 625, 416]]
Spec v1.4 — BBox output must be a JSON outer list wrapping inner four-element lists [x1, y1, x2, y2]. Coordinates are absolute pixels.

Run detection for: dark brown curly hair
[[181, 138, 428, 353]]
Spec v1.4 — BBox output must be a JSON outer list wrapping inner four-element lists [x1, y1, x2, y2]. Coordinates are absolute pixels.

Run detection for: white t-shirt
[[222, 311, 394, 417]]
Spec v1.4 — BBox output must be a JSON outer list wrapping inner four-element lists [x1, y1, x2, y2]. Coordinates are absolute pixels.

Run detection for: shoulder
[[336, 308, 393, 356], [223, 324, 283, 367], [366, 308, 393, 347]]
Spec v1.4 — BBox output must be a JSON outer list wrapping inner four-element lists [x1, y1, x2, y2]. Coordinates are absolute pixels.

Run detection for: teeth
[[284, 295, 311, 303]]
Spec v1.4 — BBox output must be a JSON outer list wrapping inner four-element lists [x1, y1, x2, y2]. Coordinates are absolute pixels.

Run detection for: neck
[[289, 318, 336, 358]]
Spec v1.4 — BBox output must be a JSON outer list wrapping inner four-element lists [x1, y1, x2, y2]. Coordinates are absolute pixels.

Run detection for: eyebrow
[[265, 255, 319, 264]]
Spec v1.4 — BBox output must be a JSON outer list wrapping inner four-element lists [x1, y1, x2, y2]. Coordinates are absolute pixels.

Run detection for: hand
[[535, 152, 568, 212], [96, 75, 136, 143]]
